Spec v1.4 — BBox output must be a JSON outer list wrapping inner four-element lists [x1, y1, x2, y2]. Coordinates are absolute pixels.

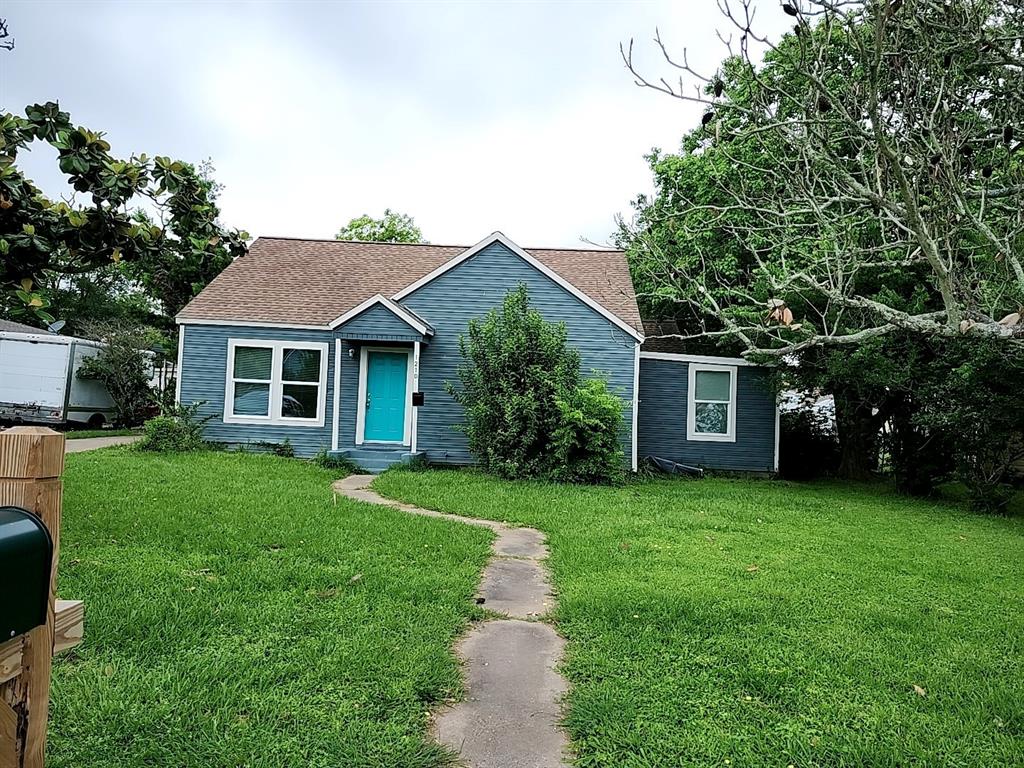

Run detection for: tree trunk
[[834, 391, 880, 480]]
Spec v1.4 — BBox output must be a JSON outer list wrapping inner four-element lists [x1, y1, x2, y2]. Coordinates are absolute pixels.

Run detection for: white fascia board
[[390, 231, 645, 343], [640, 351, 759, 367], [177, 317, 328, 331], [327, 293, 432, 336]]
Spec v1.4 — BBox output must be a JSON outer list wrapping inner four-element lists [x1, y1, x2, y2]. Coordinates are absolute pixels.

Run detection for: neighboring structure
[[176, 231, 779, 473], [0, 327, 116, 427]]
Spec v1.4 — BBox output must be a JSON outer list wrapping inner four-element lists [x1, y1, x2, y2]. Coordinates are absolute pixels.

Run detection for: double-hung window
[[225, 340, 328, 426], [687, 364, 737, 442]]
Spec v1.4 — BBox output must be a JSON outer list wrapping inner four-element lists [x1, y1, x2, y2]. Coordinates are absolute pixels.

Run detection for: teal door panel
[[364, 351, 408, 442]]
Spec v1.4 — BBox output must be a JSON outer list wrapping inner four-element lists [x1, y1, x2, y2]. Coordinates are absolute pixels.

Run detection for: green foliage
[[450, 285, 575, 478], [77, 323, 156, 427], [0, 103, 247, 326], [915, 340, 1024, 512], [311, 448, 358, 474], [254, 439, 295, 458], [335, 208, 424, 243], [620, 8, 1024, 495], [450, 285, 624, 483], [138, 401, 214, 452], [551, 379, 624, 484]]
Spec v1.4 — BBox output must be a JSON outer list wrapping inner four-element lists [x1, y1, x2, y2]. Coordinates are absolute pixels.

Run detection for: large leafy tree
[[622, 0, 1023, 355], [0, 103, 247, 327], [619, 2, 1024, 495], [335, 209, 424, 243]]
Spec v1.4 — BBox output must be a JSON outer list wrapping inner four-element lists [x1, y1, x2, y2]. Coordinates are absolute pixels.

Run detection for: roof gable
[[330, 294, 433, 336], [394, 232, 643, 341], [177, 232, 643, 337]]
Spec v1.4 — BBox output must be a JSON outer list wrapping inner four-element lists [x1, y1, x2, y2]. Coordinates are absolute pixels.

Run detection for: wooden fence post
[[0, 427, 65, 768]]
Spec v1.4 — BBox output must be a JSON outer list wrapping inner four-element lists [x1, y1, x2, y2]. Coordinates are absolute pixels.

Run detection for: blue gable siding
[[336, 303, 426, 343], [399, 241, 637, 465], [178, 324, 337, 456], [637, 357, 777, 472]]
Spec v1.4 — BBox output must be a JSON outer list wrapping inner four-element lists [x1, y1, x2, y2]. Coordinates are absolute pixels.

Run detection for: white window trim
[[687, 363, 738, 443], [355, 346, 414, 446], [224, 339, 329, 427], [174, 326, 185, 405], [631, 342, 640, 471], [411, 341, 421, 454], [332, 339, 342, 451]]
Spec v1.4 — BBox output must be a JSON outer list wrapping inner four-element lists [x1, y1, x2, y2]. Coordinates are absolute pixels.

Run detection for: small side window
[[687, 365, 737, 442]]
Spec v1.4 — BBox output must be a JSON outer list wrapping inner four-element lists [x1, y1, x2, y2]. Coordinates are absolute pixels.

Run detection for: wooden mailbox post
[[0, 427, 84, 768]]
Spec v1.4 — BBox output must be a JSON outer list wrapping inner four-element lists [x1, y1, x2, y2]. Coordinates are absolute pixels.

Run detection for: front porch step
[[333, 448, 421, 474]]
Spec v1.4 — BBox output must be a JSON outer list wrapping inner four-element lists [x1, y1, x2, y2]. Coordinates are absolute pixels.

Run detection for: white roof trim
[[177, 317, 328, 330], [391, 231, 645, 342], [328, 293, 433, 336], [640, 351, 759, 367]]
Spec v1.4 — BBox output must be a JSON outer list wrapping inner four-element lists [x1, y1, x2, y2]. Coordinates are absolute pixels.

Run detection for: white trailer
[[0, 330, 116, 427]]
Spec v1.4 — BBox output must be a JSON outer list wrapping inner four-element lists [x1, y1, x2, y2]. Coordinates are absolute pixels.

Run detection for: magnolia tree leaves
[[0, 102, 248, 325]]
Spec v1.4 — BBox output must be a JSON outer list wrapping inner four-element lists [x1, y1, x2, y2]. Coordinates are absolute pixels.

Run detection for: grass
[[51, 450, 493, 768], [63, 428, 140, 439], [374, 469, 1024, 767]]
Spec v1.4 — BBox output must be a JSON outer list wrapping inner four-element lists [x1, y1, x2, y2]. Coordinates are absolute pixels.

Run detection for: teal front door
[[363, 350, 409, 443]]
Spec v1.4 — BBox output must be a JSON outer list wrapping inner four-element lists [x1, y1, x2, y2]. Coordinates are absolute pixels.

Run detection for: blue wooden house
[[176, 232, 779, 473]]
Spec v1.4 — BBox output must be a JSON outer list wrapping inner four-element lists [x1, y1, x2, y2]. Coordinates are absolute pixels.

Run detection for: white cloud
[[4, 0, 789, 247]]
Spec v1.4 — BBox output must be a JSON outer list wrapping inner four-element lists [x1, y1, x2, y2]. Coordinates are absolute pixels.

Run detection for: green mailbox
[[0, 506, 54, 641]]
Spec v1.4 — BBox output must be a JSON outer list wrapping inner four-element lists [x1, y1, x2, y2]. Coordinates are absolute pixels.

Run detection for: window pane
[[281, 383, 319, 419], [694, 370, 731, 402], [281, 348, 321, 382], [694, 401, 729, 434], [233, 346, 272, 380], [233, 382, 270, 416]]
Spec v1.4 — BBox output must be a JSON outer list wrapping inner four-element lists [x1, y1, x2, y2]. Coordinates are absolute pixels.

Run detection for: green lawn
[[52, 451, 493, 768], [63, 427, 140, 439], [375, 469, 1024, 767]]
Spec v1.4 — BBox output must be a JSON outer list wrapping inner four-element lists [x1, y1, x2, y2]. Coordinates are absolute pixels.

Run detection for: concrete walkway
[[334, 475, 569, 768], [65, 435, 140, 453]]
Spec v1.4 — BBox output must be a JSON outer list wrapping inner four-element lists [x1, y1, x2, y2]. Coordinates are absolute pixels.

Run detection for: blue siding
[[637, 357, 778, 472], [336, 303, 427, 343], [399, 242, 637, 465], [179, 324, 337, 456]]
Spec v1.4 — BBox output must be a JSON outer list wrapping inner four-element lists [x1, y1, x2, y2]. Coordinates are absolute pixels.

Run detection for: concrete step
[[345, 448, 406, 461], [356, 459, 399, 474]]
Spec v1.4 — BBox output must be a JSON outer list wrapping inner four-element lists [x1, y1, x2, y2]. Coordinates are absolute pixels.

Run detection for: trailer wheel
[[86, 414, 106, 429]]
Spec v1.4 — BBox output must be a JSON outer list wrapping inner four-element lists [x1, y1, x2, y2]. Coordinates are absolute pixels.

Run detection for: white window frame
[[687, 363, 738, 443], [224, 339, 329, 427]]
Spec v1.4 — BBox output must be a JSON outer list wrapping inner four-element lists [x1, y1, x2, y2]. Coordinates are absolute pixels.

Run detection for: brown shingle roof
[[177, 235, 643, 333], [0, 319, 48, 334]]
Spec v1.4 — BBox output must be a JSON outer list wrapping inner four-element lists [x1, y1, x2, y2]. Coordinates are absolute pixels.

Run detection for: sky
[[2, 0, 784, 248]]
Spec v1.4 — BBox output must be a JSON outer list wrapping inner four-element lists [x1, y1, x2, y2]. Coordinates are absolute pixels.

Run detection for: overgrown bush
[[778, 407, 840, 480], [255, 439, 295, 457], [449, 284, 624, 483], [77, 322, 159, 426], [915, 340, 1024, 513], [138, 401, 214, 452], [312, 449, 358, 474], [551, 379, 624, 484]]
